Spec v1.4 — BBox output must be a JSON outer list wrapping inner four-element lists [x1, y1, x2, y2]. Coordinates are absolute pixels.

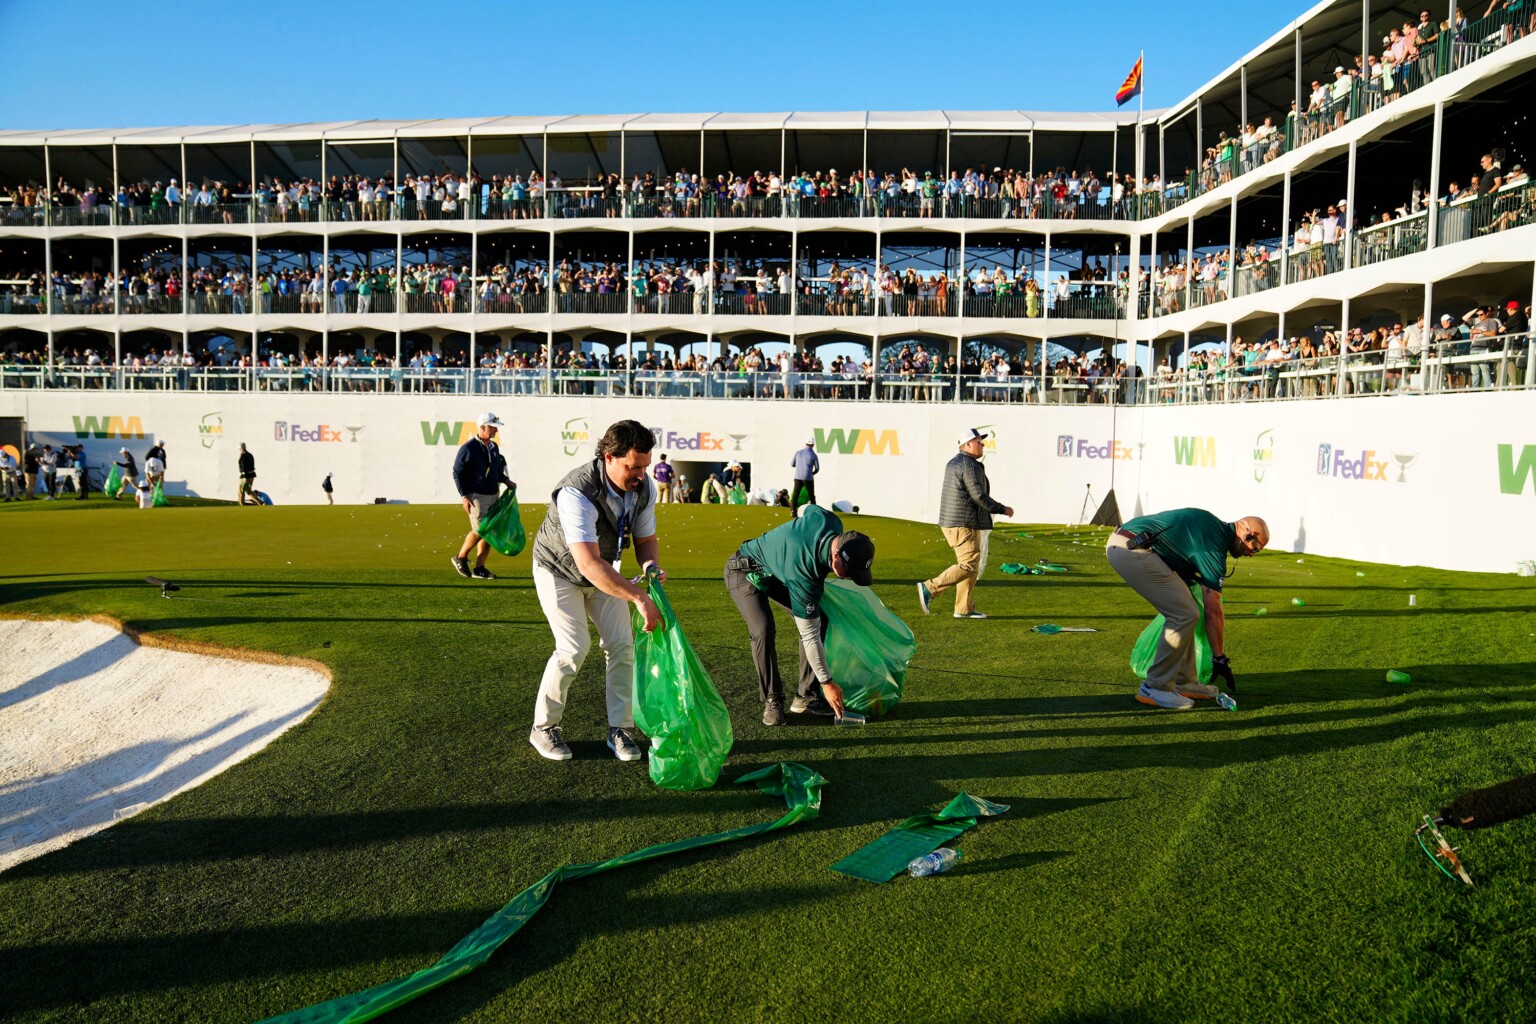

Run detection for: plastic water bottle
[[907, 849, 963, 877], [1217, 693, 1238, 711], [835, 711, 866, 727]]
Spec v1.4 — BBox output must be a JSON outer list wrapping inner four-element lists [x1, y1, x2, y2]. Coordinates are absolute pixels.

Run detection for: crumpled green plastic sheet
[[477, 488, 526, 556], [632, 577, 734, 790], [728, 483, 747, 505], [255, 762, 824, 1024], [151, 480, 168, 507], [822, 578, 916, 718], [1130, 582, 1213, 683], [104, 463, 123, 499], [829, 792, 1010, 882]]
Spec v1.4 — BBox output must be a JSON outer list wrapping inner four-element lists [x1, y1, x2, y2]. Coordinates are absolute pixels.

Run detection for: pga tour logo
[[1316, 444, 1417, 482]]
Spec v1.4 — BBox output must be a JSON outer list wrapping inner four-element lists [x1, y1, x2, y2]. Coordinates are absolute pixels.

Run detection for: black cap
[[836, 531, 875, 587]]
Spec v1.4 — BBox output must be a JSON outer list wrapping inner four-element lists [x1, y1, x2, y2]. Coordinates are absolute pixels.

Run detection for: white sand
[[0, 618, 328, 872]]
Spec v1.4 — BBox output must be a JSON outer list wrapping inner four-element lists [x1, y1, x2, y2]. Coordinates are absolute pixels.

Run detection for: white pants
[[532, 562, 634, 730]]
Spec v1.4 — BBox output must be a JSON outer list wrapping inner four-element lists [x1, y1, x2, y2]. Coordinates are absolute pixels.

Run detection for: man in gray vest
[[917, 427, 1013, 619], [529, 419, 663, 762]]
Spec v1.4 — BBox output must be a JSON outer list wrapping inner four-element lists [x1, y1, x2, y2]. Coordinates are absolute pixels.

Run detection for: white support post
[[1426, 101, 1444, 249], [1337, 296, 1351, 396], [1344, 139, 1358, 270]]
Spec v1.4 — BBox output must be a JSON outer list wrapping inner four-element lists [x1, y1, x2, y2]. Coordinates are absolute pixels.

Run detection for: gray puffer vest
[[532, 458, 653, 585]]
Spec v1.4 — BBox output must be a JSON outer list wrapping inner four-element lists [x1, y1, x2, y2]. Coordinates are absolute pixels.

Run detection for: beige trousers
[[926, 526, 983, 614], [1105, 532, 1201, 692]]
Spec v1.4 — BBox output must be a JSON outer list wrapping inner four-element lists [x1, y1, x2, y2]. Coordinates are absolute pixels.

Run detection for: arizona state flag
[[1115, 57, 1144, 107]]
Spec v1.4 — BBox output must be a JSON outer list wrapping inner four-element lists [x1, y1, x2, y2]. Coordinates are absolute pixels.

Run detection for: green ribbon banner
[[828, 792, 1009, 883], [257, 762, 825, 1024]]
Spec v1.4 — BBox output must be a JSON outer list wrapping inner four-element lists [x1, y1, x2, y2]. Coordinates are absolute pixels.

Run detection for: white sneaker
[[953, 611, 987, 619], [1175, 681, 1220, 700], [529, 726, 573, 760], [1135, 683, 1195, 710]]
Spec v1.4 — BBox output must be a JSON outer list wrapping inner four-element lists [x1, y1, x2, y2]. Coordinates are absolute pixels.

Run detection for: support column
[[1337, 297, 1351, 396], [1280, 168, 1293, 285], [1527, 261, 1536, 387], [1343, 139, 1358, 270], [1426, 101, 1445, 249]]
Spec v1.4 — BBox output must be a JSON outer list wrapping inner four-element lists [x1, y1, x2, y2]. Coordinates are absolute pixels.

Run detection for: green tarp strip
[[256, 762, 825, 1024], [828, 792, 1009, 883]]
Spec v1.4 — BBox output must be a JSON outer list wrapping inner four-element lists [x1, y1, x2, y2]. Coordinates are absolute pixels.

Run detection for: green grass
[[2, 501, 1535, 1023]]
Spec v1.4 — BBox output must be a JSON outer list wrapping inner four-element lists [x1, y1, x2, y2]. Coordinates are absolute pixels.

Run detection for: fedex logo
[[1317, 444, 1396, 481], [1058, 435, 1136, 460], [275, 421, 348, 443], [661, 430, 727, 451]]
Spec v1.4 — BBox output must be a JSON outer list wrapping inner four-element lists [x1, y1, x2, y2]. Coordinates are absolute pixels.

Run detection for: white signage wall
[[4, 390, 1531, 574]]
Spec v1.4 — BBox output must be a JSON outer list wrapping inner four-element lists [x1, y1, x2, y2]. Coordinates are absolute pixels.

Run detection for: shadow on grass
[[955, 849, 1073, 876], [0, 868, 845, 1018]]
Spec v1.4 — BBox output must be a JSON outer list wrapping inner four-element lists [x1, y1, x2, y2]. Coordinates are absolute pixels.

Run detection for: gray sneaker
[[953, 610, 988, 620], [607, 727, 644, 762], [450, 555, 472, 578], [762, 697, 786, 726], [529, 726, 573, 760]]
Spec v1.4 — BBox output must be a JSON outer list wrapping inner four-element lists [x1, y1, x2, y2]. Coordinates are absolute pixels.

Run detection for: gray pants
[[1105, 533, 1201, 692]]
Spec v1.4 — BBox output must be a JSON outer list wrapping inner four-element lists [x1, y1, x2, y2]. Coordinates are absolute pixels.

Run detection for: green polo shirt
[[738, 504, 845, 618], [1121, 507, 1236, 592]]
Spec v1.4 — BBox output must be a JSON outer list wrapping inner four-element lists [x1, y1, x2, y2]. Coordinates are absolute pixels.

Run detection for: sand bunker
[[0, 618, 328, 872]]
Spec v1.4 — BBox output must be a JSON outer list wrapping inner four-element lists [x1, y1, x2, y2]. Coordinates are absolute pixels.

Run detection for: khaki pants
[[925, 526, 983, 614], [531, 562, 634, 730], [1105, 532, 1201, 692], [656, 481, 673, 503]]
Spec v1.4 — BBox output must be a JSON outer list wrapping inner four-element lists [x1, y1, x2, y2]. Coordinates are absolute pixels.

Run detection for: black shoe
[[471, 566, 496, 580], [790, 694, 836, 717], [450, 556, 471, 578], [762, 698, 785, 727]]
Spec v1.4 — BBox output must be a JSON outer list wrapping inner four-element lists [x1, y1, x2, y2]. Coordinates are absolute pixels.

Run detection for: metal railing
[[5, 337, 1529, 399], [1352, 210, 1429, 268]]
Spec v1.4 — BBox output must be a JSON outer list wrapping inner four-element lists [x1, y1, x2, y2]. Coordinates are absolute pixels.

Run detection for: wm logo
[[1173, 435, 1217, 467], [1497, 444, 1536, 495], [420, 421, 476, 446], [814, 428, 900, 456], [72, 415, 145, 439]]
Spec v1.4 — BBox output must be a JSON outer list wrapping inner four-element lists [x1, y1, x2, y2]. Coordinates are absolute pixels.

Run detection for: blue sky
[[1, 1, 1306, 130]]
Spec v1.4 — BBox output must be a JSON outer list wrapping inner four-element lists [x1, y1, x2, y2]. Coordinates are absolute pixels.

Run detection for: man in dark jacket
[[236, 444, 257, 505], [917, 427, 1012, 619], [451, 412, 514, 580]]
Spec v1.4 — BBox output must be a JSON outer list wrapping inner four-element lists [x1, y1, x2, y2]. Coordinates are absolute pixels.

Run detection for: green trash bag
[[104, 463, 123, 499], [728, 483, 747, 505], [151, 481, 169, 507], [632, 575, 734, 790], [821, 579, 916, 717], [793, 482, 812, 507], [1130, 583, 1213, 683], [477, 488, 526, 556]]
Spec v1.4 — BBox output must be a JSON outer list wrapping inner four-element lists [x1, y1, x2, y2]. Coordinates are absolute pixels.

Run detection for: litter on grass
[[1031, 624, 1099, 634], [1386, 670, 1412, 684]]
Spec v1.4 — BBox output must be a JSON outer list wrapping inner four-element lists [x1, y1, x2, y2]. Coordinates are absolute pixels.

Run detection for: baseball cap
[[958, 427, 990, 446], [119, 446, 129, 453], [835, 530, 876, 587], [477, 412, 503, 428], [805, 436, 815, 445], [1440, 313, 1453, 322], [1508, 300, 1520, 309]]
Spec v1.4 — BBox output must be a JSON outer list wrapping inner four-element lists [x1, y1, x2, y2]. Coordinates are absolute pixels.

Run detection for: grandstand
[[2, 0, 1534, 569]]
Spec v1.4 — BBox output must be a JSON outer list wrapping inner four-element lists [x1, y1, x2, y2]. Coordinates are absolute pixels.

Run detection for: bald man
[[1105, 508, 1269, 710]]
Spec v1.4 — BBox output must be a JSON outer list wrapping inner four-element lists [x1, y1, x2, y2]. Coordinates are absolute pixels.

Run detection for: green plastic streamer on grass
[[256, 762, 824, 1024], [1130, 583, 1213, 683], [829, 792, 1009, 883], [476, 488, 526, 556], [821, 579, 916, 717], [104, 464, 123, 499], [632, 576, 734, 791], [151, 481, 169, 507]]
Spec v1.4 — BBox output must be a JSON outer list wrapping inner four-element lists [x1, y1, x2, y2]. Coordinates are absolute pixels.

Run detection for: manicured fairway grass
[[2, 501, 1535, 1023]]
